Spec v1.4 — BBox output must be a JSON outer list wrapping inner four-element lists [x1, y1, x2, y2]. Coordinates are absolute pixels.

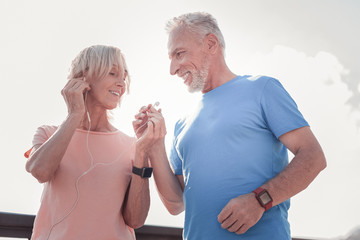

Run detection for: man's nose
[[170, 59, 179, 76]]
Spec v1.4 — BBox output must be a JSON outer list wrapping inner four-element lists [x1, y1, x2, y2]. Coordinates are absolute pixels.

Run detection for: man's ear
[[205, 34, 219, 54]]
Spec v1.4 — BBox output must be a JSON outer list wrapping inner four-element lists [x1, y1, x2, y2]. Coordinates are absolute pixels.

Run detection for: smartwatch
[[132, 166, 153, 178], [253, 187, 273, 211]]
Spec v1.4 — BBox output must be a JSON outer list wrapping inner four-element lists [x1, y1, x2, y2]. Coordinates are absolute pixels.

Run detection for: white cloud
[[244, 45, 348, 85]]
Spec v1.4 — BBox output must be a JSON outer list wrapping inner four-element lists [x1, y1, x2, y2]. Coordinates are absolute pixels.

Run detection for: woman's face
[[87, 64, 127, 110]]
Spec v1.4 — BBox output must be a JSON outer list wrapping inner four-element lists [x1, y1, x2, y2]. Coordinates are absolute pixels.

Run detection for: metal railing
[[0, 212, 314, 240], [0, 212, 183, 240]]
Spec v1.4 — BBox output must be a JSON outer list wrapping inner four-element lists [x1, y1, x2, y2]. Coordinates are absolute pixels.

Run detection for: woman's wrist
[[63, 113, 84, 129], [134, 147, 150, 167]]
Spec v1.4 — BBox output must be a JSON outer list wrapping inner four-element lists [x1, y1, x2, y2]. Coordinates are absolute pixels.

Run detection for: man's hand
[[133, 104, 166, 143], [217, 193, 264, 234]]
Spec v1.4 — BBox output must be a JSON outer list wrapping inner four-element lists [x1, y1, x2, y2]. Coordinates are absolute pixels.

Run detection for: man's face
[[168, 27, 210, 93]]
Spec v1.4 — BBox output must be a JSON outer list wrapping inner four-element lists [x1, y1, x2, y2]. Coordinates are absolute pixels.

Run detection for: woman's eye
[[109, 72, 116, 76]]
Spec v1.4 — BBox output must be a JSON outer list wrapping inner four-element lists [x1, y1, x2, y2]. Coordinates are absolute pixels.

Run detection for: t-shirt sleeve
[[32, 125, 58, 146], [169, 121, 183, 175], [260, 78, 309, 139], [25, 125, 57, 158]]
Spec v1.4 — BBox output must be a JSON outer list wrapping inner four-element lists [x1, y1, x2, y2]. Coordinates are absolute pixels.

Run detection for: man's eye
[[177, 51, 184, 58]]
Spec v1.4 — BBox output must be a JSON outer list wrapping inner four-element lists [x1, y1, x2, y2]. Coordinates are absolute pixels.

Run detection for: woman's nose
[[116, 77, 125, 87]]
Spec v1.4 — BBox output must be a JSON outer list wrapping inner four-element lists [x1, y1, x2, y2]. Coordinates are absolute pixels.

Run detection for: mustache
[[177, 70, 190, 78]]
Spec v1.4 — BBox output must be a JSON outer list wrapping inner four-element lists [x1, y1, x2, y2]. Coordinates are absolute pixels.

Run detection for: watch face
[[142, 168, 153, 178], [259, 191, 272, 204]]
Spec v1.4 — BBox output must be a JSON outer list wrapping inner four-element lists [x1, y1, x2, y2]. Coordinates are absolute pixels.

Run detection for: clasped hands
[[132, 103, 166, 152]]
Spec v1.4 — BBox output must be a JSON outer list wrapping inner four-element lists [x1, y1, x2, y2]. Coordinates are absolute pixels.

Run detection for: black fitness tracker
[[132, 166, 153, 178]]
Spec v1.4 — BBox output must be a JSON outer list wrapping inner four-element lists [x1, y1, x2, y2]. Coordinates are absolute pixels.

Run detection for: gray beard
[[188, 66, 209, 93]]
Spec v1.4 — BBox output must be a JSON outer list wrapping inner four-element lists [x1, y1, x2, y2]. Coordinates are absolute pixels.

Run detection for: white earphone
[[45, 94, 160, 239]]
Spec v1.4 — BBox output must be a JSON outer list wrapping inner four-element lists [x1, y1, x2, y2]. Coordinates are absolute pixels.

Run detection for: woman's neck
[[79, 110, 117, 132]]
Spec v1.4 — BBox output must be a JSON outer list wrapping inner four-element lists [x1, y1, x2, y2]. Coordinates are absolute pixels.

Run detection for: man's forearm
[[150, 145, 184, 215], [262, 142, 326, 206]]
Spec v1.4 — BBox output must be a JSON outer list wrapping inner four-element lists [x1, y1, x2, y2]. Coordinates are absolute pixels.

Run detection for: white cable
[[45, 101, 159, 239]]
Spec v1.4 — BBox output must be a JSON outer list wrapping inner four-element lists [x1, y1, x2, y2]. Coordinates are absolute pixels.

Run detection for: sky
[[1, 0, 359, 239]]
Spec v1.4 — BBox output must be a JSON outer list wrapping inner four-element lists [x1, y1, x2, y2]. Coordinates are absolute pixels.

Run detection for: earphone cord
[[45, 99, 158, 239]]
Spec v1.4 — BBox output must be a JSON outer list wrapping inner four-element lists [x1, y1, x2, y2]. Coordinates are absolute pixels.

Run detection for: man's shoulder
[[231, 75, 279, 93], [245, 75, 278, 84]]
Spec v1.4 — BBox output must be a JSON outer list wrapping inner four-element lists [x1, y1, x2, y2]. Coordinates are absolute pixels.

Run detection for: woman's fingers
[[134, 103, 166, 145], [62, 78, 90, 98], [61, 78, 91, 115]]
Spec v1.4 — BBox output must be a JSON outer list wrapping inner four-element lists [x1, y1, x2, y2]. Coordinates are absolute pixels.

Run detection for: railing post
[[0, 212, 35, 239]]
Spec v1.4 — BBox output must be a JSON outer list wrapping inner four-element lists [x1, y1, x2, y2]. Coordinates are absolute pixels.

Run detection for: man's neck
[[202, 63, 236, 93]]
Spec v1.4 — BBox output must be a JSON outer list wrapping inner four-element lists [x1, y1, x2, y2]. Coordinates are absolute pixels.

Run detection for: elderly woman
[[25, 45, 157, 240]]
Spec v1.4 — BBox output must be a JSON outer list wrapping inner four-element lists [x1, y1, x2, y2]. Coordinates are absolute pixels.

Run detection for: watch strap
[[132, 166, 153, 178], [132, 166, 142, 176], [253, 187, 273, 211]]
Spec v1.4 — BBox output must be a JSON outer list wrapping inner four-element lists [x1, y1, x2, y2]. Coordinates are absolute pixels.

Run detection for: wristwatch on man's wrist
[[132, 166, 153, 178], [252, 187, 273, 211]]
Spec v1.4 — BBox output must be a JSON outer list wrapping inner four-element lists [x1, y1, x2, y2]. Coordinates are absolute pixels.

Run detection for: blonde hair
[[68, 45, 130, 93]]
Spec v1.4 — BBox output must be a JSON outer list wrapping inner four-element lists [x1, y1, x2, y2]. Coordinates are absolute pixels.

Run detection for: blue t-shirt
[[170, 75, 309, 240]]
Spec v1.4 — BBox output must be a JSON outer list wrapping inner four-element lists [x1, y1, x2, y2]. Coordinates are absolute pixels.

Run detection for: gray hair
[[165, 12, 225, 52], [68, 45, 130, 94]]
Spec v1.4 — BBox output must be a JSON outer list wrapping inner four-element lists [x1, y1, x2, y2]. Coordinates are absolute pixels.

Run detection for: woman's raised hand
[[61, 77, 91, 116]]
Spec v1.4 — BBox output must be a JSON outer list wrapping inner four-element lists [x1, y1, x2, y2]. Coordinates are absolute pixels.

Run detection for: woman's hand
[[133, 104, 152, 139], [61, 77, 91, 117], [132, 104, 167, 152]]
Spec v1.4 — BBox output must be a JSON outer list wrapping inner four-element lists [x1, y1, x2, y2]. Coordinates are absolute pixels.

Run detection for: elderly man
[[135, 12, 326, 240]]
